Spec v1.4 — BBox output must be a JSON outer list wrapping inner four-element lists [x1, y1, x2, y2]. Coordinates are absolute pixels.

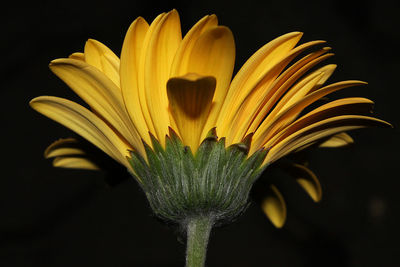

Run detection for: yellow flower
[[30, 10, 389, 228]]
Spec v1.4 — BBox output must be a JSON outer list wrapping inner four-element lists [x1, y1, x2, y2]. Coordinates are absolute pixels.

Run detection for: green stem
[[185, 216, 213, 267]]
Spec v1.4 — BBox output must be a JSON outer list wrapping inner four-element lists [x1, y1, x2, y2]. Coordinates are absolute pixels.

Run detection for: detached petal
[[167, 73, 216, 152]]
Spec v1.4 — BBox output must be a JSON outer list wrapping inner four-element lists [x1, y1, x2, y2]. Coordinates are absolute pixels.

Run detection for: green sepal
[[227, 133, 254, 154], [128, 129, 268, 226], [202, 127, 218, 142], [149, 132, 165, 155]]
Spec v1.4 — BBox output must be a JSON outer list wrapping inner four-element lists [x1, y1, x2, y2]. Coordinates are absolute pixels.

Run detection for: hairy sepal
[[128, 128, 267, 226]]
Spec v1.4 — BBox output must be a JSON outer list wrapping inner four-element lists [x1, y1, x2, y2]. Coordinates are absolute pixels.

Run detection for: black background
[[2, 0, 400, 266]]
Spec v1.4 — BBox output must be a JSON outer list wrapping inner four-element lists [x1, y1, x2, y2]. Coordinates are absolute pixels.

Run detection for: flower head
[[30, 10, 390, 227]]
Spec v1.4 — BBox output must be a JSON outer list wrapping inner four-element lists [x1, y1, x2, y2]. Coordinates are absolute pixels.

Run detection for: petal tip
[[29, 97, 42, 108], [293, 31, 303, 37]]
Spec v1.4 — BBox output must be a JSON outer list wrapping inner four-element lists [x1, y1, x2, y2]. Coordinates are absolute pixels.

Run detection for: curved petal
[[45, 138, 86, 158], [120, 17, 152, 144], [252, 80, 368, 153], [266, 97, 374, 148], [246, 49, 333, 135], [53, 157, 100, 170], [100, 53, 121, 87], [184, 26, 236, 140], [217, 32, 303, 135], [226, 41, 327, 145], [69, 52, 85, 61], [273, 64, 337, 113], [84, 39, 121, 86], [49, 58, 143, 153], [30, 96, 133, 168], [45, 138, 100, 170], [170, 14, 218, 77], [261, 185, 287, 228], [137, 12, 166, 136], [143, 10, 182, 145], [286, 163, 322, 202], [167, 74, 216, 151], [265, 115, 391, 164], [319, 132, 354, 147]]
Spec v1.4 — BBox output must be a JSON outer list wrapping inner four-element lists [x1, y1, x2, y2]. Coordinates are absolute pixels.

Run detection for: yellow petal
[[120, 17, 152, 145], [144, 10, 182, 145], [261, 185, 287, 228], [49, 58, 143, 154], [227, 41, 327, 145], [84, 39, 120, 68], [69, 52, 85, 61], [246, 48, 333, 135], [251, 68, 334, 142], [265, 97, 375, 148], [217, 32, 303, 136], [185, 26, 236, 140], [265, 115, 391, 164], [170, 14, 218, 77], [319, 132, 354, 147], [252, 80, 367, 153], [168, 15, 217, 137], [84, 39, 121, 85], [137, 13, 166, 137], [167, 73, 216, 151], [30, 96, 132, 169], [45, 138, 86, 158], [287, 164, 322, 202], [53, 157, 99, 170], [268, 126, 361, 164], [274, 64, 337, 113], [100, 53, 121, 87]]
